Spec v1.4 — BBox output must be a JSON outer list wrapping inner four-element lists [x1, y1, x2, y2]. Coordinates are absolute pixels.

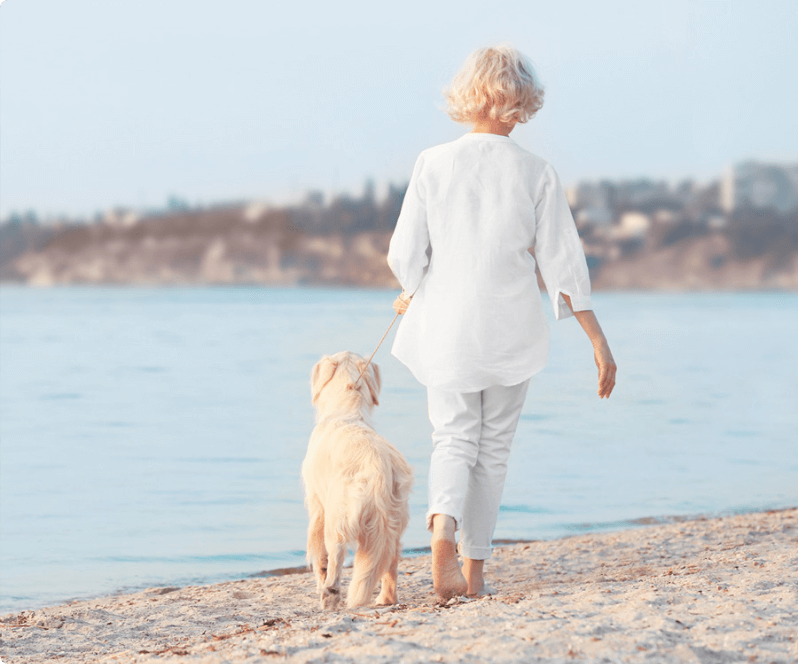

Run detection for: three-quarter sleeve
[[533, 164, 593, 321], [387, 154, 431, 294]]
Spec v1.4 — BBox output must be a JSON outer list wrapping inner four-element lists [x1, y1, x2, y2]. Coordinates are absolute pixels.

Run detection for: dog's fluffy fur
[[302, 351, 413, 610]]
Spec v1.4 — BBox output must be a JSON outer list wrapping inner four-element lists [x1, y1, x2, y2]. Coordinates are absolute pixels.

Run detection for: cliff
[[592, 232, 798, 290]]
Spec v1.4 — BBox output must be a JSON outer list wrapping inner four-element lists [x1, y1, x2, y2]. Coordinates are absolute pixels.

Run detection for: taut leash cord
[[354, 312, 401, 386]]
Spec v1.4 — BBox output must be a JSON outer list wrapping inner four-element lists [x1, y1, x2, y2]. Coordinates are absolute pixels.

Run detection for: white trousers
[[425, 379, 530, 560]]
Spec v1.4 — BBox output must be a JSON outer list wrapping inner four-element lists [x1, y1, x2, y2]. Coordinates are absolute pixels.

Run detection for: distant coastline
[[2, 162, 797, 290], [1, 209, 796, 290]]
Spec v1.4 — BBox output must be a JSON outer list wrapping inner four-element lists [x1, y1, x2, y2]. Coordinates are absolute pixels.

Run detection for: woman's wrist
[[591, 335, 609, 350]]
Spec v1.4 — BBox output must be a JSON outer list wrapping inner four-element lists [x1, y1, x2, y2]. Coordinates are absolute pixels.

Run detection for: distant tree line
[[286, 180, 408, 236]]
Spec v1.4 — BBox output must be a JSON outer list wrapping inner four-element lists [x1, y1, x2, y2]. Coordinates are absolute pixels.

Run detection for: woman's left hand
[[560, 294, 617, 399], [594, 342, 617, 399]]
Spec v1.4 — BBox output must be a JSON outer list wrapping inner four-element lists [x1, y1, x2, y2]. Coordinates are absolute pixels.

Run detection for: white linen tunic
[[387, 132, 593, 392]]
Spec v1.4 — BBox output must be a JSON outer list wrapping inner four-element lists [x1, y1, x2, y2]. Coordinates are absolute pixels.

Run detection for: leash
[[354, 312, 401, 386]]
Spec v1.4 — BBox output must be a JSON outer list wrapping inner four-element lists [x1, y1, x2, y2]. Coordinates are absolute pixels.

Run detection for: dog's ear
[[311, 356, 338, 404], [371, 362, 381, 393], [362, 361, 381, 406]]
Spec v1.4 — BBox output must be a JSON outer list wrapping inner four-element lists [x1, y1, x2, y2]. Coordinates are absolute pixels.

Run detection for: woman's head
[[444, 44, 545, 125]]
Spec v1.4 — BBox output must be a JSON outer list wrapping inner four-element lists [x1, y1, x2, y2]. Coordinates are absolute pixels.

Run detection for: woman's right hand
[[393, 291, 412, 315]]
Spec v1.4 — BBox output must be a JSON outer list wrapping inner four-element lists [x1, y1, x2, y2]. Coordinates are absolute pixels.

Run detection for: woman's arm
[[561, 294, 617, 399], [533, 164, 592, 321]]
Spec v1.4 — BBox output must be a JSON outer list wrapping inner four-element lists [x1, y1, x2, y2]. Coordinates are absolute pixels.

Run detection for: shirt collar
[[459, 132, 516, 143]]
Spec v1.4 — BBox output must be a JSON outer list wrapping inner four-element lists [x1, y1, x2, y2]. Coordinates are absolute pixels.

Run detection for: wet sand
[[2, 508, 796, 663]]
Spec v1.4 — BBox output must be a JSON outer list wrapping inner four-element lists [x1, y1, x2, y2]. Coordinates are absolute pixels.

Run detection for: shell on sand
[[2, 509, 797, 663]]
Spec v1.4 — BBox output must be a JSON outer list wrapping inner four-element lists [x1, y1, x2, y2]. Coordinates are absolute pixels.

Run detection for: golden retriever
[[302, 351, 413, 610]]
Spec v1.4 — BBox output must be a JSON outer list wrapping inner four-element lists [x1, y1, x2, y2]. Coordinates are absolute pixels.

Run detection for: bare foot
[[467, 583, 496, 598], [463, 557, 491, 597], [431, 539, 468, 601]]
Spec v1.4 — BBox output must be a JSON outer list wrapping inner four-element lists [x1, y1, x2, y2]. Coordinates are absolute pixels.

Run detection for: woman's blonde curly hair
[[444, 44, 545, 125]]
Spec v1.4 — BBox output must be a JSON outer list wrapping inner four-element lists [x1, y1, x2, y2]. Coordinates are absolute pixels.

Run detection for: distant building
[[243, 201, 271, 223], [568, 182, 615, 226], [568, 178, 676, 226], [612, 180, 670, 208], [576, 207, 614, 226], [720, 161, 798, 213], [618, 212, 651, 238], [102, 208, 139, 227], [567, 182, 613, 210]]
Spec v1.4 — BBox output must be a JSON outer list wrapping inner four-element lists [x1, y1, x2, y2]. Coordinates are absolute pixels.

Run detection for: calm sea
[[1, 287, 796, 612]]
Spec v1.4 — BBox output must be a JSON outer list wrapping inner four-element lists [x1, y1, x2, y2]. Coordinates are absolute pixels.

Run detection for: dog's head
[[310, 351, 381, 412]]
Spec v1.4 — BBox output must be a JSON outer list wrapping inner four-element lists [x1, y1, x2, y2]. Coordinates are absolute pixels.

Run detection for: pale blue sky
[[1, 0, 797, 219]]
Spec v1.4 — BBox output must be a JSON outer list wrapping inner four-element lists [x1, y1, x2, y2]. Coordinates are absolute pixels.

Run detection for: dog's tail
[[345, 446, 413, 609]]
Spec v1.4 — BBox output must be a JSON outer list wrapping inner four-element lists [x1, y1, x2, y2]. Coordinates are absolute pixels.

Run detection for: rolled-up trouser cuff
[[459, 543, 493, 560], [426, 508, 459, 532]]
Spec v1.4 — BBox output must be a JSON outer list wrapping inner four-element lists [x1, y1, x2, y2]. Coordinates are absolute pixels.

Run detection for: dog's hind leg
[[306, 503, 327, 594], [320, 525, 346, 610], [375, 540, 400, 605]]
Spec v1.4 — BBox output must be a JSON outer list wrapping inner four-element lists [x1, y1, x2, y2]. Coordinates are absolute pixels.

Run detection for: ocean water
[[1, 287, 796, 613]]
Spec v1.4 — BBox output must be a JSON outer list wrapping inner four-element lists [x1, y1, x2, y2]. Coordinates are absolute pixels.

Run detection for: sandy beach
[[2, 508, 796, 663]]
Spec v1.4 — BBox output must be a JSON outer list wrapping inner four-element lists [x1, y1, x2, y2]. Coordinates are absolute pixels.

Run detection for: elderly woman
[[387, 44, 617, 600]]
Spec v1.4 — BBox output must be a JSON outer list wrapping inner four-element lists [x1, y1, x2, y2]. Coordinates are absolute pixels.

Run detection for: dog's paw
[[320, 586, 341, 610]]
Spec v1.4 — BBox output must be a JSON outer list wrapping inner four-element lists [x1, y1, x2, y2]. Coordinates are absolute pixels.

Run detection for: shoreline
[[3, 508, 797, 663], [2, 504, 792, 616]]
